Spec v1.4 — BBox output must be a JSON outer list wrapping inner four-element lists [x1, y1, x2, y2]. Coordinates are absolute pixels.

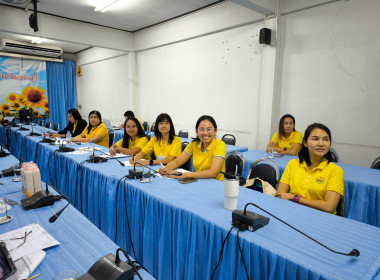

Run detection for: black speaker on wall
[[259, 28, 271, 45]]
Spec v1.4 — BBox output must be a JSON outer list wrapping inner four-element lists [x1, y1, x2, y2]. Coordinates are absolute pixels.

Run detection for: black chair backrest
[[108, 130, 115, 148], [45, 121, 51, 129], [222, 134, 236, 145], [371, 156, 380, 169], [143, 121, 148, 131], [247, 158, 279, 189], [53, 123, 59, 131], [330, 148, 339, 163], [38, 119, 43, 126], [150, 123, 155, 132], [178, 130, 189, 138], [179, 141, 191, 171], [225, 151, 244, 177]]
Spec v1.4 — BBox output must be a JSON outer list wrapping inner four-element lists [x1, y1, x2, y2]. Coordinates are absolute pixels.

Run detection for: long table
[[2, 125, 380, 279], [113, 129, 249, 154], [0, 151, 154, 280], [241, 149, 380, 228]]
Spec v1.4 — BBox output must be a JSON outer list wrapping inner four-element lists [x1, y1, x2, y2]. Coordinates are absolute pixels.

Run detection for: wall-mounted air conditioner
[[0, 39, 63, 58]]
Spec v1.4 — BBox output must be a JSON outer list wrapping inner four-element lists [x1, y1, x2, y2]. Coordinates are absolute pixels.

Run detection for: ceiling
[[0, 0, 225, 54]]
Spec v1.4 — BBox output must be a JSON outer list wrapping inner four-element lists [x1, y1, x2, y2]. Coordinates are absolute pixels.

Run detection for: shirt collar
[[299, 158, 329, 171], [197, 137, 216, 151]]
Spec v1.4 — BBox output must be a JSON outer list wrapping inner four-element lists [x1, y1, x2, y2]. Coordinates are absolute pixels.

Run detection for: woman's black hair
[[298, 123, 332, 166], [67, 108, 82, 121], [124, 111, 135, 118], [122, 117, 147, 148], [193, 115, 217, 143], [154, 113, 175, 144], [279, 114, 296, 139], [87, 110, 102, 134]]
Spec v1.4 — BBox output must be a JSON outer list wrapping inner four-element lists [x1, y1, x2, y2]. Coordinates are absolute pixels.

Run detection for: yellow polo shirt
[[82, 122, 109, 148], [114, 136, 150, 159], [142, 135, 181, 159], [271, 131, 303, 150], [280, 159, 344, 213], [184, 138, 226, 181]]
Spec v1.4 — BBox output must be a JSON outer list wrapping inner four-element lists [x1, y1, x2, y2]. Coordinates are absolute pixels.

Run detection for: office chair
[[150, 123, 155, 132], [225, 151, 245, 177], [370, 156, 380, 169], [179, 141, 191, 171], [38, 119, 43, 126], [143, 121, 149, 131], [178, 130, 189, 138], [53, 123, 59, 131], [108, 130, 115, 148], [221, 134, 236, 145], [45, 121, 51, 129], [246, 158, 280, 191], [330, 148, 339, 163]]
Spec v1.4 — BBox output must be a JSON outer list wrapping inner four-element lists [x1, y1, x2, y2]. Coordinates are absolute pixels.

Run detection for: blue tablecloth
[[3, 125, 380, 280], [0, 152, 154, 280], [241, 149, 380, 228]]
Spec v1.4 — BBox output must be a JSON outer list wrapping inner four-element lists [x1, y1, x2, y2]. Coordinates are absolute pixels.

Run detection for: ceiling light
[[95, 0, 121, 12]]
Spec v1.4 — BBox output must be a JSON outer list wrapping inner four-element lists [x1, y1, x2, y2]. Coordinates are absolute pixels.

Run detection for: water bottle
[[66, 131, 72, 144]]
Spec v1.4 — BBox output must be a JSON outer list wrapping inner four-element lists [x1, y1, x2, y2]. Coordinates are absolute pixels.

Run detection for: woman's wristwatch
[[283, 146, 287, 151], [292, 195, 300, 203], [149, 160, 154, 165]]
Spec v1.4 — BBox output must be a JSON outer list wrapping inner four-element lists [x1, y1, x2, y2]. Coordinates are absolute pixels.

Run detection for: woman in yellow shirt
[[159, 115, 227, 181], [275, 123, 344, 214], [72, 110, 109, 148], [110, 117, 149, 158], [130, 113, 181, 166], [266, 114, 303, 156]]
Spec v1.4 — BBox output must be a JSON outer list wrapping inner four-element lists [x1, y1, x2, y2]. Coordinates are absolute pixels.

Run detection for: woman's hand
[[275, 192, 294, 200], [109, 146, 116, 156], [71, 136, 80, 142]]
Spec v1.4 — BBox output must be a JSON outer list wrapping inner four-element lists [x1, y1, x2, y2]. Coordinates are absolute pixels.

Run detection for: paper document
[[8, 250, 46, 280], [155, 168, 190, 179], [0, 223, 60, 261], [99, 152, 129, 159]]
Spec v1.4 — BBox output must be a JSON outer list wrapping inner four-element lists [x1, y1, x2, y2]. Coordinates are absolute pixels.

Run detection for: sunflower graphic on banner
[[0, 56, 49, 120]]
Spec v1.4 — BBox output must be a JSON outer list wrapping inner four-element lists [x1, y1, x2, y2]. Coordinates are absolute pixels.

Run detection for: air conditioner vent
[[0, 39, 63, 58]]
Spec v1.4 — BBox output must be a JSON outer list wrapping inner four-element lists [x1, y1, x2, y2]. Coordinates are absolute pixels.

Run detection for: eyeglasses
[[197, 128, 214, 133], [6, 230, 33, 252], [126, 126, 138, 129]]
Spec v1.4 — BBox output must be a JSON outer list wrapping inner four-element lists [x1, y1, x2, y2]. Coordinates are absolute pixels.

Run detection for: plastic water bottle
[[66, 131, 72, 144]]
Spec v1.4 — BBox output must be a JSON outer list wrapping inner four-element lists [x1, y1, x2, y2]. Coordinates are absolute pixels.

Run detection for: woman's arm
[[160, 151, 191, 172], [266, 141, 284, 153], [165, 156, 224, 179], [276, 182, 341, 214], [279, 143, 301, 156], [129, 150, 147, 165], [50, 133, 66, 138], [114, 146, 141, 156]]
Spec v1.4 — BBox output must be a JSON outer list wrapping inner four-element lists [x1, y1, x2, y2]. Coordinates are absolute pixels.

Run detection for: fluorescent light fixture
[[31, 37, 45, 44], [95, 0, 121, 12]]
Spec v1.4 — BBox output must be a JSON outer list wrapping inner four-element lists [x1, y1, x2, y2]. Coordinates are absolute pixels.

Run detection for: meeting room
[[0, 0, 380, 279]]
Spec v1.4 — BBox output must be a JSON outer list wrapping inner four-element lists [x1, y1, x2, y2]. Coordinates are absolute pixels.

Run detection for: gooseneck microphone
[[28, 123, 42, 136], [47, 182, 71, 223], [244, 203, 360, 257], [92, 148, 125, 166]]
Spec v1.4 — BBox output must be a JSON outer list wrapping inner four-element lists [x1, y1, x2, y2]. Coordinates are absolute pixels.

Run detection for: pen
[[160, 162, 165, 168], [26, 273, 40, 280]]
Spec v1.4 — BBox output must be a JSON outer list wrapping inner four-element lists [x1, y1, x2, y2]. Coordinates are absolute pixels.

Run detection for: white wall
[[76, 48, 131, 126], [136, 22, 265, 148], [279, 0, 380, 167]]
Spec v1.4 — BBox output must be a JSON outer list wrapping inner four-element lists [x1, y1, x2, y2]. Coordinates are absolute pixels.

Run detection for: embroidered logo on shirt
[[316, 177, 324, 183]]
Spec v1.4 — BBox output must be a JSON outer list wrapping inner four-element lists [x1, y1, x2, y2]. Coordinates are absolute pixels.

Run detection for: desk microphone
[[92, 148, 125, 166], [17, 123, 29, 131], [0, 144, 9, 157], [28, 123, 42, 137], [58, 140, 75, 153], [244, 203, 360, 257], [46, 182, 71, 223]]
